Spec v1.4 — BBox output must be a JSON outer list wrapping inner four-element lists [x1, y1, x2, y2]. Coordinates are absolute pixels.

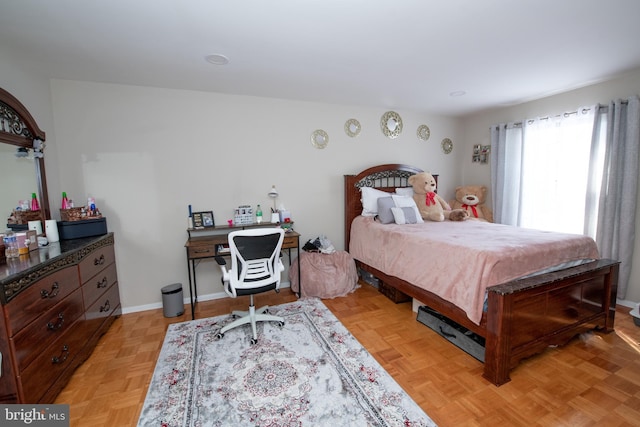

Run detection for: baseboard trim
[[121, 282, 292, 315]]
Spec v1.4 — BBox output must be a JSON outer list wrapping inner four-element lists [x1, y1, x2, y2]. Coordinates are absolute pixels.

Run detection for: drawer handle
[[94, 254, 105, 266], [47, 313, 65, 331], [100, 299, 111, 313], [438, 326, 457, 340], [40, 282, 60, 299], [52, 345, 69, 364], [97, 276, 108, 289]]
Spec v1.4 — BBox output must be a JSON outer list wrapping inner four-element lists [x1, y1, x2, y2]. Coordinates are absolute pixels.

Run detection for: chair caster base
[[250, 338, 258, 345], [215, 332, 224, 340]]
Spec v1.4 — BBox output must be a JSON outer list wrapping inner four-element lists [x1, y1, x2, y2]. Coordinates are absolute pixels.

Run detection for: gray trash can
[[161, 283, 184, 317]]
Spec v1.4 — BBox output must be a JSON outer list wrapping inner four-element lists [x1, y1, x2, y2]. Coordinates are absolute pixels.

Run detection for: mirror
[[311, 129, 329, 149], [0, 88, 50, 225], [380, 111, 402, 139], [417, 124, 431, 141], [0, 143, 39, 220], [344, 118, 361, 138]]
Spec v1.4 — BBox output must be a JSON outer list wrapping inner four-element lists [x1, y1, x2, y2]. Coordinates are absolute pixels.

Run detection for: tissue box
[[279, 210, 291, 223], [58, 217, 107, 240]]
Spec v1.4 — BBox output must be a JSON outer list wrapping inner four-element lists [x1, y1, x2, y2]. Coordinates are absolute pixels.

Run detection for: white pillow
[[391, 206, 420, 224], [361, 187, 392, 216], [391, 195, 424, 223], [395, 187, 414, 197]]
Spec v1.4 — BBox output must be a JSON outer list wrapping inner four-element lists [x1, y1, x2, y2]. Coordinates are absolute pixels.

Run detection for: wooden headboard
[[344, 164, 434, 250]]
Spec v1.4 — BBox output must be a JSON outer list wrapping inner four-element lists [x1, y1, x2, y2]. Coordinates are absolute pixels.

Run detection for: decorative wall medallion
[[380, 111, 403, 139], [417, 125, 431, 141], [344, 118, 361, 138], [311, 129, 329, 149], [441, 138, 453, 154]]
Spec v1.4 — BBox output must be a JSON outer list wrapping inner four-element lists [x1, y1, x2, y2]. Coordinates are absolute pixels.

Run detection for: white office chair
[[215, 228, 285, 344]]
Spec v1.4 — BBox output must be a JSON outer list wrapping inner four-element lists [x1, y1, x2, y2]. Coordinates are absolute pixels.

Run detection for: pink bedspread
[[349, 216, 599, 324]]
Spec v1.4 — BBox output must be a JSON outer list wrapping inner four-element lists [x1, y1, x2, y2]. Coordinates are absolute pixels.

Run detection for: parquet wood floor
[[55, 283, 640, 426]]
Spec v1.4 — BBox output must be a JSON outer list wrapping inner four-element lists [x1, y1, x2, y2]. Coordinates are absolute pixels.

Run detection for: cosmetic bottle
[[61, 192, 70, 209], [3, 231, 19, 259], [30, 193, 40, 211]]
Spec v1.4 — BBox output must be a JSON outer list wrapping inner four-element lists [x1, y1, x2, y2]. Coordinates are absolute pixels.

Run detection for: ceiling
[[2, 0, 640, 117]]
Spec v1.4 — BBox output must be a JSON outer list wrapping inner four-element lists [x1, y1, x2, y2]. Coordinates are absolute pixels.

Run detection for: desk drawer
[[282, 235, 299, 249], [188, 243, 216, 259]]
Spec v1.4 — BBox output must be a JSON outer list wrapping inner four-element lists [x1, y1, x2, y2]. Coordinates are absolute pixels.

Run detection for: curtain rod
[[506, 100, 629, 128]]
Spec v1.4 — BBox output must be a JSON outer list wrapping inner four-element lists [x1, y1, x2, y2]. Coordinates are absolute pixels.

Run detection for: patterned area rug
[[138, 298, 436, 426]]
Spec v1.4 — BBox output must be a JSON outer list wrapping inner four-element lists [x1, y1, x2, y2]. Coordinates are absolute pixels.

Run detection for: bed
[[344, 163, 619, 386]]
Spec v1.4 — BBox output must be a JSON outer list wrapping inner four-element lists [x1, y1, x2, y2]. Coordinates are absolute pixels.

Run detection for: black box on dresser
[[57, 217, 107, 240]]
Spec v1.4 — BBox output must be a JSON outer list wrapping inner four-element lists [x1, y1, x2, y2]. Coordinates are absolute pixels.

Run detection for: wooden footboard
[[358, 258, 619, 386], [484, 258, 619, 385]]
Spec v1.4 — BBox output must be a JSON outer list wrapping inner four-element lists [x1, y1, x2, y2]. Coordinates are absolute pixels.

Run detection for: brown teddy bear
[[449, 185, 493, 222], [408, 172, 469, 221]]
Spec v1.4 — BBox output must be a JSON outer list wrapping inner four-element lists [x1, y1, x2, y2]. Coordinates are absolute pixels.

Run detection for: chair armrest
[[215, 256, 231, 285]]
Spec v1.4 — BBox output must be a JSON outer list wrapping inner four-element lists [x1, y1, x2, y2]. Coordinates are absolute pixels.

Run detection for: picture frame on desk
[[192, 211, 215, 229]]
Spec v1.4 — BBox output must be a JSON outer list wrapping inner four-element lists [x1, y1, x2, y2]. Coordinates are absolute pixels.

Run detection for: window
[[491, 106, 606, 237]]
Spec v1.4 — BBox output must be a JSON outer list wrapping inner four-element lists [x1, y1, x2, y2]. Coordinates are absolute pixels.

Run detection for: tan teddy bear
[[449, 185, 493, 222], [408, 172, 469, 221]]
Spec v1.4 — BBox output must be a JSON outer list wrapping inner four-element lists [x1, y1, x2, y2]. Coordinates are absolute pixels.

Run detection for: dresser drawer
[[6, 266, 80, 336], [12, 288, 85, 372], [81, 262, 118, 309], [19, 317, 91, 403], [78, 244, 115, 284], [85, 282, 121, 334], [187, 242, 216, 259]]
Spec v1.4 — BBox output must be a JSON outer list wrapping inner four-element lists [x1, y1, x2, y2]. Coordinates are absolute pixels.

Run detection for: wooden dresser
[[0, 233, 121, 403]]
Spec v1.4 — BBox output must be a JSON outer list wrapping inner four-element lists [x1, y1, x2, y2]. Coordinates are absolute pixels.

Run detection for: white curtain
[[491, 96, 640, 298], [490, 106, 597, 233]]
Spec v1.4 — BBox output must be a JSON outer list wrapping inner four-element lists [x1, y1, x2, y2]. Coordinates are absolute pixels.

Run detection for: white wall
[[48, 80, 462, 311], [459, 67, 640, 304]]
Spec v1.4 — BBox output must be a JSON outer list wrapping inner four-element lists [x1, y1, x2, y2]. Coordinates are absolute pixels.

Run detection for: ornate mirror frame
[[311, 129, 329, 149], [0, 88, 50, 221], [380, 111, 403, 139]]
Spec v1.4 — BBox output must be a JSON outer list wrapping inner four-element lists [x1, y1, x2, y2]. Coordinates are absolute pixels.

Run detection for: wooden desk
[[185, 223, 300, 319]]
